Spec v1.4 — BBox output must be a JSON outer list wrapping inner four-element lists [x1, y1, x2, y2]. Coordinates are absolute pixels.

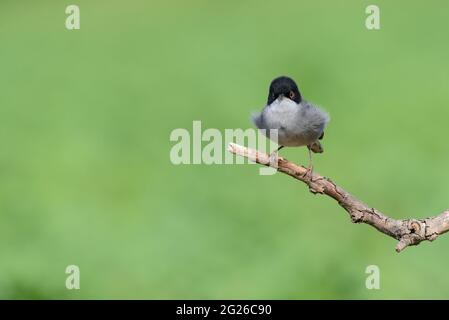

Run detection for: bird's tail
[[308, 140, 324, 153]]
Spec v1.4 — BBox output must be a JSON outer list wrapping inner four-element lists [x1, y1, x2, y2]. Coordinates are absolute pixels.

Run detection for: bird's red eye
[[289, 91, 295, 99]]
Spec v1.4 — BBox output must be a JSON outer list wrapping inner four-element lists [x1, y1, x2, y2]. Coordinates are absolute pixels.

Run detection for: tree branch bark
[[228, 142, 449, 252]]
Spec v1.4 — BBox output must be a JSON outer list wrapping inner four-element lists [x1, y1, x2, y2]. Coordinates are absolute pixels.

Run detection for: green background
[[1, 0, 449, 299]]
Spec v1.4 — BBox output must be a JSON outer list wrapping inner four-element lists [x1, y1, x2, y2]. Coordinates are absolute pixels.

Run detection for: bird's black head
[[267, 76, 302, 105]]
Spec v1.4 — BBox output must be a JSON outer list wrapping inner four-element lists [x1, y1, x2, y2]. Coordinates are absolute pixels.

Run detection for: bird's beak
[[278, 93, 285, 100]]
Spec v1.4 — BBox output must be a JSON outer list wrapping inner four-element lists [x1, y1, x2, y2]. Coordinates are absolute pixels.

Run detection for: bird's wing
[[251, 111, 265, 129], [301, 101, 330, 133]]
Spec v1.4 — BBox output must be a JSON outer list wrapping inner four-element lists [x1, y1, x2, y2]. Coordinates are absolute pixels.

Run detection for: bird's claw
[[302, 166, 314, 182]]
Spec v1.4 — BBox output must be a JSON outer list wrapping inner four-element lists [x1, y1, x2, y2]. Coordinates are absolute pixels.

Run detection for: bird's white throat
[[266, 98, 300, 119], [269, 97, 299, 111]]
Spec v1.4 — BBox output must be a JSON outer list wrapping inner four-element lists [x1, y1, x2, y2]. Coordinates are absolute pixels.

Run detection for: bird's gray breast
[[261, 99, 328, 147]]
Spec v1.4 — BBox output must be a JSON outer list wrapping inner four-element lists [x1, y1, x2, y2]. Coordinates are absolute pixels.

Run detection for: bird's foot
[[302, 165, 314, 182]]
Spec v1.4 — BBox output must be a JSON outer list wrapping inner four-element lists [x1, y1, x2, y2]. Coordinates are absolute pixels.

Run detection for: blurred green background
[[1, 0, 449, 299]]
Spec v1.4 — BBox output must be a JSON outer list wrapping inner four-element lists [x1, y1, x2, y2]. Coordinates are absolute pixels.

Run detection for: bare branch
[[228, 142, 449, 252]]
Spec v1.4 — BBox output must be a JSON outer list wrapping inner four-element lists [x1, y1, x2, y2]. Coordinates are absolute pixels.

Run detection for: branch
[[228, 143, 449, 252]]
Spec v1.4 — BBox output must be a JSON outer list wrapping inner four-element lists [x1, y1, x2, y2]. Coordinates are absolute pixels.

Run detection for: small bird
[[252, 76, 330, 177]]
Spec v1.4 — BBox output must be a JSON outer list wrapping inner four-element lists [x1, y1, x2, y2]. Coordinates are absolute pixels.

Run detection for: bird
[[252, 76, 330, 178]]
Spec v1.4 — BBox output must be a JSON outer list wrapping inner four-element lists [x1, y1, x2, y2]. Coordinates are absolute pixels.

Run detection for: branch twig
[[228, 143, 449, 252]]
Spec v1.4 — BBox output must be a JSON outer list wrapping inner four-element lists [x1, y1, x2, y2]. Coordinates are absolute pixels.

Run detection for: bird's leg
[[304, 146, 314, 182], [268, 145, 284, 167]]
